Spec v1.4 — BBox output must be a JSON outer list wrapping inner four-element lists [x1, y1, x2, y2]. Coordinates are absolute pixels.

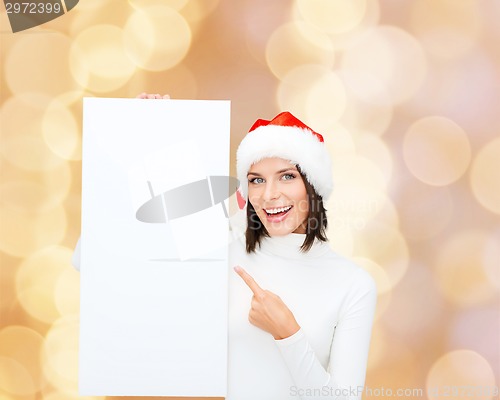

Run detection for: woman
[[226, 111, 377, 399]]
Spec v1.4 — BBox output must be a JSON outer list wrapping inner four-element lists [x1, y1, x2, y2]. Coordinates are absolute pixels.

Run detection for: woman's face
[[247, 157, 309, 236]]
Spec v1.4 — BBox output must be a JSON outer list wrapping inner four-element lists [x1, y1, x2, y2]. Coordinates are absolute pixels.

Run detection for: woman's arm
[[273, 270, 377, 400]]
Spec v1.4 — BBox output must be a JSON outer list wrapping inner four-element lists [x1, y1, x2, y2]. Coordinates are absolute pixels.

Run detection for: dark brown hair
[[245, 164, 328, 253]]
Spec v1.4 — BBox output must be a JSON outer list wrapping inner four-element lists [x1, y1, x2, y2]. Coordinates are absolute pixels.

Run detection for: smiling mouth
[[264, 205, 293, 217]]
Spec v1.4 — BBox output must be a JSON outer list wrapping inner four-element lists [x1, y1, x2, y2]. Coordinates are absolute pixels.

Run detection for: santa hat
[[236, 111, 333, 209]]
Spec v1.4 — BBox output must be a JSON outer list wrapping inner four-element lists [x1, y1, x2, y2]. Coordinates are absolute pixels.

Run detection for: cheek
[[292, 189, 309, 212], [248, 196, 262, 211], [290, 181, 307, 200], [294, 201, 309, 220]]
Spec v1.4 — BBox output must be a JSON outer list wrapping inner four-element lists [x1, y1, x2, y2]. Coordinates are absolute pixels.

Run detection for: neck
[[256, 232, 330, 259]]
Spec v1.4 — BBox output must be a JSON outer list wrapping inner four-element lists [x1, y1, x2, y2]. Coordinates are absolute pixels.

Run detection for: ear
[[236, 189, 246, 210]]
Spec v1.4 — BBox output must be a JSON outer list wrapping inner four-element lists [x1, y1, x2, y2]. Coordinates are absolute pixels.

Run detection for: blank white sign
[[79, 98, 231, 396]]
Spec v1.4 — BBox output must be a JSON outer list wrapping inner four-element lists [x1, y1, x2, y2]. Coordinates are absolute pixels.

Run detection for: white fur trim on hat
[[236, 124, 333, 201]]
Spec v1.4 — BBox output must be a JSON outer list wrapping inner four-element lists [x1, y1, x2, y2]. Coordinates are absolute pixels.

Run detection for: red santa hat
[[236, 111, 333, 209]]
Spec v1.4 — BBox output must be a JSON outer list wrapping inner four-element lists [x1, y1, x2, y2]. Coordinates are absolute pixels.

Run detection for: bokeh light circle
[[0, 161, 71, 257], [426, 350, 496, 400], [354, 257, 392, 321], [483, 229, 500, 290], [277, 65, 346, 129], [124, 5, 192, 71], [410, 0, 481, 59], [277, 64, 329, 117], [327, 184, 387, 238], [325, 160, 388, 257], [0, 356, 35, 396], [69, 0, 109, 10], [54, 269, 80, 317], [0, 205, 67, 258], [332, 154, 388, 192], [0, 160, 72, 214], [0, 94, 67, 172], [396, 182, 453, 241], [470, 137, 500, 215], [15, 246, 73, 322], [449, 307, 500, 380], [326, 224, 354, 257], [355, 133, 393, 184], [128, 0, 189, 11], [180, 0, 220, 24], [365, 194, 400, 233], [341, 26, 427, 103], [353, 222, 410, 288], [69, 24, 136, 92], [354, 257, 391, 295], [41, 316, 80, 395], [0, 327, 45, 394], [403, 116, 471, 186], [305, 71, 347, 131], [41, 99, 81, 161], [266, 22, 335, 80], [366, 336, 420, 391], [366, 322, 387, 369], [381, 262, 445, 346], [339, 71, 393, 136], [323, 123, 356, 158], [68, 2, 132, 38], [434, 230, 497, 307], [4, 33, 84, 98], [296, 0, 367, 34], [310, 0, 381, 52]]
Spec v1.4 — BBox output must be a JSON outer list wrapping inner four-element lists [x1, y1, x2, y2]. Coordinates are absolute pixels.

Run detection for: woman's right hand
[[136, 93, 170, 99]]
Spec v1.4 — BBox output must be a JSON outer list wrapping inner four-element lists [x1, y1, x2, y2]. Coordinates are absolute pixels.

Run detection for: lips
[[264, 206, 293, 223]]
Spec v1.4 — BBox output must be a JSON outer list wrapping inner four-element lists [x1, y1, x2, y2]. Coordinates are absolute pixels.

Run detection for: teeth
[[265, 206, 292, 215]]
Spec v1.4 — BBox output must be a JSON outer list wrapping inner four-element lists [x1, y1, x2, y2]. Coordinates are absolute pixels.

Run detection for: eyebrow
[[247, 168, 297, 177]]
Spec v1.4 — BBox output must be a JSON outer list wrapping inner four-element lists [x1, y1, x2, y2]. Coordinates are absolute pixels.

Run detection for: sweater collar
[[256, 232, 331, 260]]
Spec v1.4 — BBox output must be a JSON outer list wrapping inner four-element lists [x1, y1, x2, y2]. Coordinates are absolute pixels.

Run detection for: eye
[[282, 173, 296, 180], [249, 177, 264, 184]]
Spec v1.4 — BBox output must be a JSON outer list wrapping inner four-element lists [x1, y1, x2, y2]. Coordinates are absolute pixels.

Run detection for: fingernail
[[233, 266, 241, 272]]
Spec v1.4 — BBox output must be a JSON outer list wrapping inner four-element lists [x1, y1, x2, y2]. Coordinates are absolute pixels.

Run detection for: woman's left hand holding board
[[136, 93, 170, 99]]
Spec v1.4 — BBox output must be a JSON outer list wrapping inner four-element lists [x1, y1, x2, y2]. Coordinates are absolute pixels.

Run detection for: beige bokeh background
[[1, 0, 499, 399]]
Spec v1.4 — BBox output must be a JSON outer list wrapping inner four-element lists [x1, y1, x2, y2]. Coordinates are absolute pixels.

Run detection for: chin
[[257, 211, 304, 236]]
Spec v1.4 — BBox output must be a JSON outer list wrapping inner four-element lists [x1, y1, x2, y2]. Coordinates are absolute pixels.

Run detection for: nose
[[262, 180, 280, 201]]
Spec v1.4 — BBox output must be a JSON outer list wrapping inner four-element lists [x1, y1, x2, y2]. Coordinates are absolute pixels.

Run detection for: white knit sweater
[[227, 232, 377, 400]]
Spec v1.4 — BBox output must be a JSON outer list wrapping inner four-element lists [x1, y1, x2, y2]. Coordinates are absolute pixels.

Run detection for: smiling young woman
[[229, 111, 377, 400]]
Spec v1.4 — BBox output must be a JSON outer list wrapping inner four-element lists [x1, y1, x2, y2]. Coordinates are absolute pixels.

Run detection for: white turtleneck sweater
[[227, 232, 376, 400], [72, 232, 376, 399]]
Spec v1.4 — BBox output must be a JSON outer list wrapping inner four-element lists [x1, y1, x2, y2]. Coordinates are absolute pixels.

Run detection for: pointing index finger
[[234, 266, 264, 296]]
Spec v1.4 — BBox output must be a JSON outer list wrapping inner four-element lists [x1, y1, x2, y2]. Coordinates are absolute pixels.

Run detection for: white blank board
[[79, 98, 231, 396]]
